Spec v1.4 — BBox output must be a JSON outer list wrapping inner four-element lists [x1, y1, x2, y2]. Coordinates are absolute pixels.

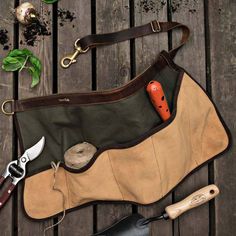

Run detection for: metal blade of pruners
[[0, 136, 45, 209]]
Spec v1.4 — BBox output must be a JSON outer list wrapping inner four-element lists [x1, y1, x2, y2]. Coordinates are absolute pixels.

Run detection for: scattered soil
[[189, 9, 196, 13], [171, 0, 197, 14], [2, 7, 76, 47], [171, 0, 182, 13], [138, 0, 156, 13], [22, 19, 51, 46], [57, 8, 76, 27], [0, 28, 10, 50], [137, 0, 166, 14], [21, 8, 75, 46]]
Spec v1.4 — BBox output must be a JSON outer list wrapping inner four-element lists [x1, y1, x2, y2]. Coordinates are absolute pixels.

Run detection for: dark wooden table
[[0, 0, 235, 235]]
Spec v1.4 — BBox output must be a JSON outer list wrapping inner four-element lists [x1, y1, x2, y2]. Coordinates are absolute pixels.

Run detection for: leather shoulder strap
[[79, 20, 190, 59]]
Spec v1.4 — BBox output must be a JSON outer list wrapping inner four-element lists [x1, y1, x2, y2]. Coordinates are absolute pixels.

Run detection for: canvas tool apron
[[2, 21, 230, 219]]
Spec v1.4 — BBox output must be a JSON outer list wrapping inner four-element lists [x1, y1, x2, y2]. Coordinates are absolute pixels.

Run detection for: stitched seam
[[107, 151, 124, 200], [151, 137, 163, 197], [64, 169, 71, 208]]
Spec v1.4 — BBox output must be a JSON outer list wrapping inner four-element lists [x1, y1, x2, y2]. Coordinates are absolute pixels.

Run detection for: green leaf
[[8, 48, 33, 57], [28, 66, 40, 88], [29, 56, 42, 87], [29, 56, 42, 74], [2, 57, 24, 71], [2, 48, 42, 88], [42, 0, 59, 4]]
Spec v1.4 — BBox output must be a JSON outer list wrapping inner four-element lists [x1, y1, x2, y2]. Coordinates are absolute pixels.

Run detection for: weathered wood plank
[[17, 1, 53, 235], [58, 0, 92, 93], [57, 0, 93, 235], [0, 1, 15, 235], [171, 0, 209, 235], [96, 0, 131, 90], [135, 0, 168, 73], [134, 1, 173, 235], [0, 1, 233, 236], [208, 1, 236, 235], [96, 0, 132, 232]]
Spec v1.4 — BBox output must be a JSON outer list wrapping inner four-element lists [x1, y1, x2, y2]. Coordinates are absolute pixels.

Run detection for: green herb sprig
[[42, 0, 59, 4], [2, 49, 42, 88]]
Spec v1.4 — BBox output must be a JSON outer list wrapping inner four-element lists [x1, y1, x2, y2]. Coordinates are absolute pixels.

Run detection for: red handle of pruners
[[0, 182, 16, 209], [146, 81, 171, 121], [0, 176, 5, 185]]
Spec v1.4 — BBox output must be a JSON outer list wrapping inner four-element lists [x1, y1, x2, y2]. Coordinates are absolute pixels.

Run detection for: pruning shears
[[0, 136, 45, 209]]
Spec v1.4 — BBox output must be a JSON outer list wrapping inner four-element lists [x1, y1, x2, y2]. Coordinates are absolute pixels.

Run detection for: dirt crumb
[[189, 9, 196, 13], [171, 0, 198, 14], [57, 8, 76, 27], [137, 0, 166, 14], [22, 19, 51, 46], [0, 28, 10, 50], [171, 0, 182, 13]]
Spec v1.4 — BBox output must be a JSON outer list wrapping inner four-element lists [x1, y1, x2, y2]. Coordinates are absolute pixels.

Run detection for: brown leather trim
[[14, 50, 172, 112], [13, 20, 190, 112], [79, 21, 190, 59]]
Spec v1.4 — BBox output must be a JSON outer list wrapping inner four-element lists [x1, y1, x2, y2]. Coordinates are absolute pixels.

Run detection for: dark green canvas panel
[[16, 66, 180, 176]]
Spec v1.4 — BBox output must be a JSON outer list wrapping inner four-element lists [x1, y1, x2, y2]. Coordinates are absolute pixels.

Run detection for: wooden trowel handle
[[165, 185, 219, 219]]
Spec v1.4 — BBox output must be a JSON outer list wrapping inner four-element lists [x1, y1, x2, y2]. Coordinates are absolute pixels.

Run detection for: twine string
[[43, 161, 66, 236]]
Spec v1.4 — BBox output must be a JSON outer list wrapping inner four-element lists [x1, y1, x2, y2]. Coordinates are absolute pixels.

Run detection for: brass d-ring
[[1, 99, 14, 115]]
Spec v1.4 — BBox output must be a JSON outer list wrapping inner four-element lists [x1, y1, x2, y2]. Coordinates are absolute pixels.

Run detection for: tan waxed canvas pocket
[[106, 138, 162, 203], [23, 72, 229, 220], [65, 152, 123, 206]]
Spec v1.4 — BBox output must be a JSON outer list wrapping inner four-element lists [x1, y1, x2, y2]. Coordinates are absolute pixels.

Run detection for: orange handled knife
[[146, 80, 171, 121]]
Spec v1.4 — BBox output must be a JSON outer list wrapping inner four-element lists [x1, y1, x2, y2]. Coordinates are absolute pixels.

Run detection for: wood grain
[[17, 1, 53, 235], [166, 185, 219, 220], [208, 1, 236, 235], [58, 0, 92, 93], [134, 1, 173, 235], [0, 1, 14, 235], [135, 0, 168, 73], [171, 1, 209, 235], [57, 0, 93, 235], [95, 0, 132, 232], [0, 1, 235, 235], [96, 0, 131, 90]]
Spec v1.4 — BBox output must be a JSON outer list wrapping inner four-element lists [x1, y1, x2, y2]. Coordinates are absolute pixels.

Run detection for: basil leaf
[[8, 48, 33, 57], [29, 56, 42, 74], [2, 48, 42, 88], [28, 67, 40, 88], [2, 57, 23, 71], [42, 0, 59, 4]]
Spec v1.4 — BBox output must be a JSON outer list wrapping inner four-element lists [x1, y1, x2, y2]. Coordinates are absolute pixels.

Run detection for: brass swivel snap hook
[[60, 38, 89, 69]]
